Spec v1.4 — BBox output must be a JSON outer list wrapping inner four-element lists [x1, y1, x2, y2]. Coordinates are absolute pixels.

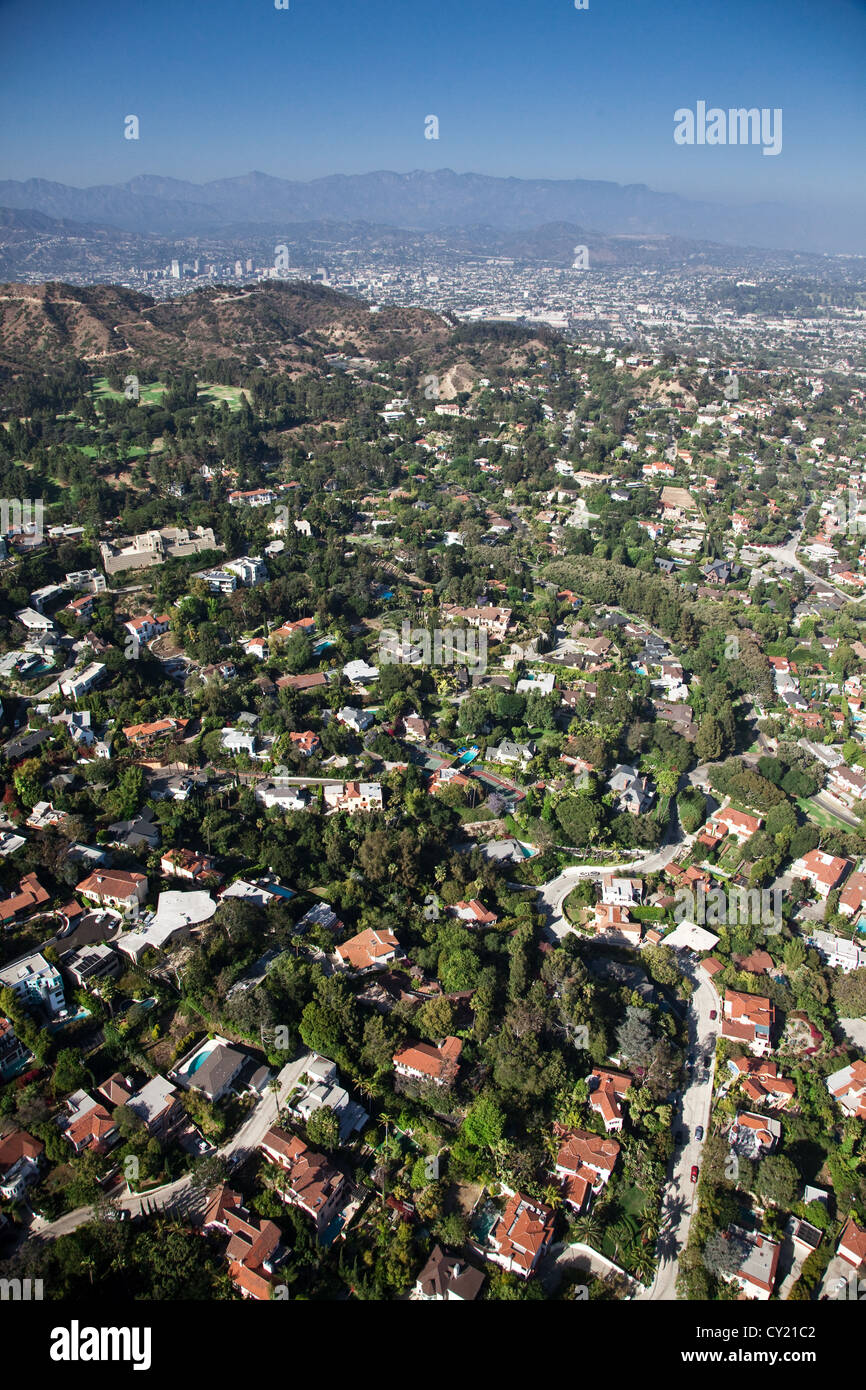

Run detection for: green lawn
[[797, 797, 852, 831], [91, 377, 249, 411]]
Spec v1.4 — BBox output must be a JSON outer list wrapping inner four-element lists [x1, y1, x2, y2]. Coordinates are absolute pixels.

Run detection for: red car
[[690, 1165, 699, 1183], [709, 1010, 717, 1021]]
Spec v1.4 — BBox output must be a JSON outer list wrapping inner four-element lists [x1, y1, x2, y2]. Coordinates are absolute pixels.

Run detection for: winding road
[[535, 779, 722, 1299], [634, 958, 720, 1301], [27, 1052, 313, 1244]]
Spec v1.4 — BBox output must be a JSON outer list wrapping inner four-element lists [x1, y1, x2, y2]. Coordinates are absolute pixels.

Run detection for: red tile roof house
[[0, 872, 50, 928], [393, 1036, 462, 1088], [485, 1191, 555, 1278], [203, 1185, 284, 1300], [592, 903, 642, 946], [259, 1128, 347, 1236], [76, 869, 148, 912], [276, 671, 328, 692], [0, 1128, 44, 1200], [552, 1126, 621, 1212], [289, 730, 321, 756], [123, 612, 170, 645], [727, 1057, 795, 1109], [453, 900, 499, 927], [722, 989, 775, 1056], [839, 871, 866, 918], [838, 1216, 866, 1268], [792, 849, 852, 898], [335, 927, 403, 972], [122, 717, 189, 746], [270, 617, 317, 642], [825, 1059, 866, 1119], [699, 807, 763, 848], [160, 848, 223, 886], [64, 1096, 119, 1155], [730, 1111, 782, 1160], [587, 1068, 633, 1132]]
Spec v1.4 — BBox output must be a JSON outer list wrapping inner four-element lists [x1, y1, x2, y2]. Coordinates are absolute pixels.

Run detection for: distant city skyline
[[1, 0, 865, 217]]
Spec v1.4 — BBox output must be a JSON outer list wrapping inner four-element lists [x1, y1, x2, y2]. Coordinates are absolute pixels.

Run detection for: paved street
[[538, 789, 716, 940], [635, 958, 720, 1301], [27, 1052, 313, 1243]]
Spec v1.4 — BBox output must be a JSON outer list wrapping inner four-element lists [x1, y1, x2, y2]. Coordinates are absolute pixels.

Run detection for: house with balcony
[[76, 869, 148, 912], [0, 951, 65, 1015], [259, 1127, 347, 1237], [792, 848, 851, 898], [587, 1068, 633, 1133], [826, 1059, 866, 1119], [0, 1015, 32, 1080], [827, 764, 866, 807], [722, 989, 775, 1056], [335, 926, 402, 972], [0, 1129, 43, 1200], [393, 1036, 462, 1088], [551, 1126, 620, 1212], [484, 1191, 555, 1279]]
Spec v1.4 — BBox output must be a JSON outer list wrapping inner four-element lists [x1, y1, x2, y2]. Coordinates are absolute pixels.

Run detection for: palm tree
[[571, 1211, 603, 1249], [638, 1211, 659, 1247], [543, 1183, 565, 1213], [609, 1219, 634, 1264], [631, 1249, 656, 1285]]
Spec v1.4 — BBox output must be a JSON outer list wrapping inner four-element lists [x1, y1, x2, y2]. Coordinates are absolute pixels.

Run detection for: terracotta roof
[[76, 869, 146, 899], [488, 1191, 554, 1275], [393, 1036, 463, 1082], [839, 1217, 866, 1266], [0, 1128, 44, 1172], [0, 873, 50, 924], [336, 927, 401, 970]]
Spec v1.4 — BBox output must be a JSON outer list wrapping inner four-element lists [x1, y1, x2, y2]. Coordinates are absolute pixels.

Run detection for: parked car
[[709, 1010, 717, 1021], [690, 1165, 699, 1183], [703, 1054, 711, 1067], [695, 1126, 704, 1141]]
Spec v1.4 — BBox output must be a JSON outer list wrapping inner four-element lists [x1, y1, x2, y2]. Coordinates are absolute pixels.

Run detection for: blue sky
[[1, 0, 864, 209]]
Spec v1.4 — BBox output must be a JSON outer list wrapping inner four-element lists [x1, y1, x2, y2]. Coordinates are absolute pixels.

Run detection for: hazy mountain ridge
[[0, 168, 862, 254]]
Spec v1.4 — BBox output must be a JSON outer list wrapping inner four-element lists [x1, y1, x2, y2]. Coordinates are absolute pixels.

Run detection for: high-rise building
[[170, 259, 181, 279]]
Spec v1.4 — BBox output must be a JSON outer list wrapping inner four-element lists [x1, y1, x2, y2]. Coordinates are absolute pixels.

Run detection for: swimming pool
[[175, 1041, 218, 1081], [456, 747, 479, 766]]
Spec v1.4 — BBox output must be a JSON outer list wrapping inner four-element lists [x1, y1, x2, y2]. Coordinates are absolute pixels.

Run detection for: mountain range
[[0, 169, 862, 255]]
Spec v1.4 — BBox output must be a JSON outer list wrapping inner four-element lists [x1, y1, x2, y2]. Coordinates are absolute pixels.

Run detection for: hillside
[[0, 280, 456, 377]]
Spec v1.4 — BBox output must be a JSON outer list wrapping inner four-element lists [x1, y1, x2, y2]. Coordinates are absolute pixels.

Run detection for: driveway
[[28, 1052, 313, 1243]]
